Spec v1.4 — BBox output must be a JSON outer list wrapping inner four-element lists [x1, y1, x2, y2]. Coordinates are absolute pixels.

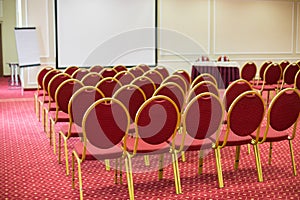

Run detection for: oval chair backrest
[[173, 69, 192, 87], [131, 76, 156, 99], [162, 74, 188, 95], [114, 71, 135, 85], [136, 64, 151, 72], [268, 88, 300, 132], [259, 61, 272, 80], [48, 73, 71, 101], [135, 95, 180, 145], [223, 79, 253, 112], [187, 81, 219, 103], [99, 68, 118, 78], [191, 73, 217, 88], [240, 62, 257, 82], [55, 79, 84, 114], [37, 66, 54, 89], [113, 64, 127, 72], [69, 86, 105, 126], [64, 66, 79, 76], [263, 63, 282, 85], [81, 72, 103, 86], [113, 84, 146, 123], [153, 82, 185, 113], [144, 70, 164, 89], [279, 60, 290, 76], [282, 63, 299, 85], [83, 98, 130, 149], [153, 66, 169, 79], [228, 91, 265, 137], [89, 65, 103, 73], [184, 92, 224, 140], [295, 70, 300, 90], [95, 77, 122, 97], [42, 69, 61, 95], [72, 68, 90, 80], [128, 67, 144, 78]]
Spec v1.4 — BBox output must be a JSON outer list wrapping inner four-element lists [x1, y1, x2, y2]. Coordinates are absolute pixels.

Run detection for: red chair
[[113, 64, 127, 72], [187, 81, 219, 103], [114, 71, 135, 85], [256, 61, 272, 85], [64, 66, 79, 76], [71, 68, 90, 80], [136, 63, 151, 72], [144, 70, 164, 89], [72, 98, 130, 200], [175, 92, 224, 175], [191, 73, 217, 88], [131, 76, 156, 99], [240, 61, 257, 84], [59, 85, 104, 175], [124, 95, 182, 197], [89, 65, 103, 73], [81, 72, 103, 86], [251, 88, 300, 176], [280, 63, 299, 90], [295, 70, 300, 90], [162, 74, 188, 95], [128, 66, 144, 78], [153, 66, 169, 79], [253, 63, 282, 105], [99, 68, 118, 78], [34, 66, 54, 121], [213, 90, 265, 188], [95, 77, 122, 97], [173, 69, 192, 89], [154, 82, 185, 113], [279, 60, 290, 76]]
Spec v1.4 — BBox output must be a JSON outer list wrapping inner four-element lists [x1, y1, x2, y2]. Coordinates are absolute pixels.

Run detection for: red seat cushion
[[74, 142, 123, 160], [49, 111, 69, 122], [251, 126, 289, 142], [253, 84, 277, 91], [173, 133, 213, 151], [126, 137, 171, 154], [215, 129, 253, 146], [60, 123, 82, 137]]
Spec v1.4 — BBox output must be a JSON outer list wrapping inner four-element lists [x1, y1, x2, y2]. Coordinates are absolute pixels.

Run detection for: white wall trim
[[0, 0, 3, 18], [213, 0, 294, 55]]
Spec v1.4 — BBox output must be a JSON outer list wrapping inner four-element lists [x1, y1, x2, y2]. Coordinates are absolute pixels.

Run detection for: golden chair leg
[[214, 148, 224, 188], [253, 144, 263, 182], [119, 157, 123, 184], [115, 158, 119, 184], [72, 153, 75, 189], [64, 136, 70, 176], [77, 159, 83, 200], [198, 150, 204, 175], [172, 151, 182, 194], [58, 133, 62, 164], [144, 155, 150, 166], [181, 152, 186, 162], [247, 144, 251, 154], [288, 140, 297, 176], [234, 146, 241, 170], [268, 142, 273, 165], [105, 159, 110, 171], [125, 156, 134, 200], [158, 154, 164, 180], [50, 119, 56, 155]]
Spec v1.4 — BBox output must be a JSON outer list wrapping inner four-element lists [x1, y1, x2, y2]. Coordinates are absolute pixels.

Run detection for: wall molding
[[296, 2, 300, 53], [213, 0, 294, 55]]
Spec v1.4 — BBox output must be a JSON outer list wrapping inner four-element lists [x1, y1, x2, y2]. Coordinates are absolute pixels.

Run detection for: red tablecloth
[[191, 63, 240, 88]]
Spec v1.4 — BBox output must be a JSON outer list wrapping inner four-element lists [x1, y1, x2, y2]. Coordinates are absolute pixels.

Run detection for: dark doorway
[[0, 23, 3, 77]]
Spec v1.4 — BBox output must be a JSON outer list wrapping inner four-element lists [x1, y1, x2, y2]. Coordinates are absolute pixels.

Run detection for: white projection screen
[[55, 0, 157, 68]]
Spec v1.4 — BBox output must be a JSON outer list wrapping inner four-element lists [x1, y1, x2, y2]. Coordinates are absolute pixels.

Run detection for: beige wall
[[5, 0, 300, 77], [1, 0, 18, 75]]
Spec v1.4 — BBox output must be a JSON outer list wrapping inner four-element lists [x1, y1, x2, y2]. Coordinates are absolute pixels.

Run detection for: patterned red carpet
[[0, 77, 35, 100], [0, 92, 300, 199]]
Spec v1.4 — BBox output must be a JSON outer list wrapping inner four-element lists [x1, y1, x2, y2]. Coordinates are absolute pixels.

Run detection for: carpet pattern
[[0, 98, 300, 199]]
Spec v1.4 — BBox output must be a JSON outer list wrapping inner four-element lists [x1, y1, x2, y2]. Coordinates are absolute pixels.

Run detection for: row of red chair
[[33, 64, 300, 200]]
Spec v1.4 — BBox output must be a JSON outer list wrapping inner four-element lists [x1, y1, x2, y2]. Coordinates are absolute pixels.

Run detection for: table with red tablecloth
[[191, 61, 240, 88]]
